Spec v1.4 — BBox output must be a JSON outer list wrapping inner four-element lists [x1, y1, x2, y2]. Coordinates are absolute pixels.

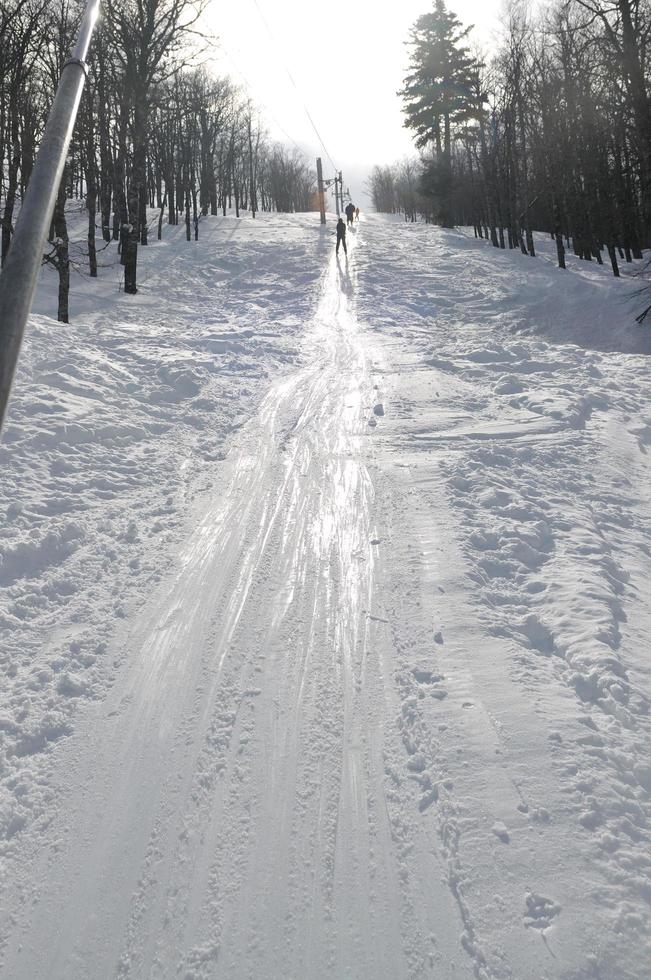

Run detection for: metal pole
[[334, 174, 340, 217], [316, 157, 326, 225], [338, 171, 343, 214], [0, 0, 101, 434]]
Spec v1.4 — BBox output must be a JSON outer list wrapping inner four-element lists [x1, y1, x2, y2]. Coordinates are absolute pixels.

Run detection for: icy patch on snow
[[0, 212, 329, 850]]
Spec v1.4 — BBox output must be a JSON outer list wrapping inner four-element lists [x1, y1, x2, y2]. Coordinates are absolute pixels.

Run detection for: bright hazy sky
[[204, 0, 503, 205]]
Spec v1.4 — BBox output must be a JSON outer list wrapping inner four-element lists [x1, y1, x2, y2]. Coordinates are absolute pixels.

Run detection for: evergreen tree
[[400, 0, 480, 226]]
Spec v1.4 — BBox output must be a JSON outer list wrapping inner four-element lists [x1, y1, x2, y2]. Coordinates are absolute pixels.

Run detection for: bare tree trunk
[[158, 190, 167, 240], [1, 104, 20, 265], [85, 98, 98, 278], [124, 91, 147, 293], [52, 175, 70, 323]]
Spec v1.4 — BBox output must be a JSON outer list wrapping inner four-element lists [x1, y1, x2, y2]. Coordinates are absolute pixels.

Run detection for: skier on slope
[[336, 217, 347, 256], [345, 202, 355, 227]]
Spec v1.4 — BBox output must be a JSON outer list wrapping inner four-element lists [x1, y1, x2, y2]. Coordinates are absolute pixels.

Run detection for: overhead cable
[[250, 0, 339, 172], [220, 45, 308, 156]]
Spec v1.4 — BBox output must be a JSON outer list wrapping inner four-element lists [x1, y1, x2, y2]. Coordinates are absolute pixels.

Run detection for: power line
[[218, 45, 307, 155], [212, 42, 339, 212], [250, 0, 339, 173]]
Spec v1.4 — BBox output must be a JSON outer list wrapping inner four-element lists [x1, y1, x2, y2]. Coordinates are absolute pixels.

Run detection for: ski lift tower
[[316, 159, 340, 218], [324, 176, 339, 217]]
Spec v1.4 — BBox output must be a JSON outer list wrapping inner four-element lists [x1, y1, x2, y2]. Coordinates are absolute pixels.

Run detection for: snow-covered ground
[[0, 212, 649, 979]]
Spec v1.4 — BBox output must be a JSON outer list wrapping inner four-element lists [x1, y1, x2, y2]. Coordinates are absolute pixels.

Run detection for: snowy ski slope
[[0, 212, 650, 979]]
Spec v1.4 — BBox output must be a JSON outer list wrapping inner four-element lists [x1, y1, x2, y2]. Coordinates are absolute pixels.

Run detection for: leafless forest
[[0, 0, 316, 318], [370, 0, 651, 282]]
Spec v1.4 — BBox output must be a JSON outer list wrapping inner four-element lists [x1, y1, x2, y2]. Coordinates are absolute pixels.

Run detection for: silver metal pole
[[0, 0, 101, 433]]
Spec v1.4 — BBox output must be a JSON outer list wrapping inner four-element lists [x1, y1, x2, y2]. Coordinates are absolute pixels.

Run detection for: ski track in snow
[[0, 214, 327, 854], [0, 213, 650, 979]]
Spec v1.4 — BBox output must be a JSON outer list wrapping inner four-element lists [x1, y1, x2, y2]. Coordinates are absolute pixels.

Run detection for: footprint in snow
[[412, 667, 448, 700], [367, 612, 389, 623], [412, 668, 443, 685], [524, 892, 561, 930]]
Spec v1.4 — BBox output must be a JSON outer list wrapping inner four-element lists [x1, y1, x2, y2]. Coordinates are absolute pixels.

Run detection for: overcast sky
[[204, 0, 503, 207]]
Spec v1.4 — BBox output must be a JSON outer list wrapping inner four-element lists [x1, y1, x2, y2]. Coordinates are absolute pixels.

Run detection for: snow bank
[[355, 215, 651, 977]]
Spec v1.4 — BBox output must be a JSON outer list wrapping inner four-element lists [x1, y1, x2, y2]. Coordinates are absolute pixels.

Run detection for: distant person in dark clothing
[[345, 202, 355, 226], [355, 207, 360, 221], [336, 217, 347, 256]]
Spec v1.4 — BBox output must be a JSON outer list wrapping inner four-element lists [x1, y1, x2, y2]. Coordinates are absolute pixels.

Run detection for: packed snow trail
[[1, 214, 650, 980], [0, 233, 473, 979]]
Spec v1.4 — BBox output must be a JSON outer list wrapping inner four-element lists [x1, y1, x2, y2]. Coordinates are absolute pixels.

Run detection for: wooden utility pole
[[316, 157, 326, 224]]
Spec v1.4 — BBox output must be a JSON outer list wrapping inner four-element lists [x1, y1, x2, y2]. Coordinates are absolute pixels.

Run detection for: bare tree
[[105, 0, 206, 292]]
